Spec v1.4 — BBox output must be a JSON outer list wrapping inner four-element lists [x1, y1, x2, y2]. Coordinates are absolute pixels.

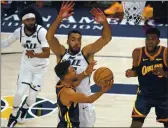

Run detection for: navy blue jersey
[[56, 83, 79, 127], [136, 46, 168, 97]]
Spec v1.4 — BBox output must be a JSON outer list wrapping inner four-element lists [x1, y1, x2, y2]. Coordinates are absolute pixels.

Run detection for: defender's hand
[[90, 8, 107, 24], [59, 1, 75, 19], [84, 60, 97, 76]]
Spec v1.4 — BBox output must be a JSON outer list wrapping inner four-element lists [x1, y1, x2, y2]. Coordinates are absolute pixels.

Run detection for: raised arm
[[82, 8, 112, 57], [125, 48, 142, 77], [72, 60, 96, 87], [46, 1, 75, 57], [1, 28, 20, 48]]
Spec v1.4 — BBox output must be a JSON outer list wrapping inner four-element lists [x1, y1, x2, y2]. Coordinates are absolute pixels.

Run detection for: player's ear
[[158, 39, 160, 45], [67, 39, 69, 45]]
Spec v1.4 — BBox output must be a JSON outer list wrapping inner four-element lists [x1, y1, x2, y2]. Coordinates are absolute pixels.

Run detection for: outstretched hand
[[85, 60, 97, 76], [90, 8, 107, 24], [59, 1, 75, 19]]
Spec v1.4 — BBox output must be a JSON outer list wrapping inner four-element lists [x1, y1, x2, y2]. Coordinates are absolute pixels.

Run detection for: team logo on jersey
[[143, 58, 148, 61], [1, 96, 57, 120], [156, 58, 162, 61]]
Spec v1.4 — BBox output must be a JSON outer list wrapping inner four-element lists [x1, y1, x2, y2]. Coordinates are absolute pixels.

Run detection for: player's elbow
[[88, 99, 94, 103], [45, 52, 50, 58], [102, 37, 112, 45], [46, 33, 54, 41], [106, 36, 112, 43], [87, 97, 94, 103]]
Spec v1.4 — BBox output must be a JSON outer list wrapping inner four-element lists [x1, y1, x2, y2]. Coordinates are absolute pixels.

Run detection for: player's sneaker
[[17, 108, 28, 124], [104, 2, 124, 15], [7, 114, 17, 127], [142, 4, 153, 20]]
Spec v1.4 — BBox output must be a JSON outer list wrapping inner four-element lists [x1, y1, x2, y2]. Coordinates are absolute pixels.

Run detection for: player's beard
[[69, 46, 80, 55], [147, 45, 158, 53], [25, 24, 36, 33]]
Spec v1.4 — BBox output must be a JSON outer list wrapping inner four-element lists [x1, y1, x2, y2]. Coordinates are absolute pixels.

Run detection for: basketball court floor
[[1, 33, 167, 127]]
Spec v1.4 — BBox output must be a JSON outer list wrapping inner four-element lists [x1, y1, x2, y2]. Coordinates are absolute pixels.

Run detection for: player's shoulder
[[13, 25, 24, 37], [62, 87, 75, 95], [36, 25, 47, 36], [14, 25, 23, 33], [36, 25, 47, 32], [161, 46, 167, 50], [132, 47, 142, 55]]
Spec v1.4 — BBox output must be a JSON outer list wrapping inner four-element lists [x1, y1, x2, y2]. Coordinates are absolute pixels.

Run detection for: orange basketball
[[93, 67, 114, 86]]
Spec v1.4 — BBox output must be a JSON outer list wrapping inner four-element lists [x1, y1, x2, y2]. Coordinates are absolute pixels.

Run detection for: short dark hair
[[146, 27, 160, 38], [54, 60, 71, 80], [68, 30, 81, 38]]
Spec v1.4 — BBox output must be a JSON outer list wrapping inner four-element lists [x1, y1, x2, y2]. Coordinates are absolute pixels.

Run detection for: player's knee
[[27, 97, 36, 106], [16, 82, 29, 96], [15, 89, 25, 98]]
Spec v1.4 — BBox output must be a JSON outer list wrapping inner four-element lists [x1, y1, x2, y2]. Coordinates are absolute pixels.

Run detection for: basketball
[[93, 67, 113, 86]]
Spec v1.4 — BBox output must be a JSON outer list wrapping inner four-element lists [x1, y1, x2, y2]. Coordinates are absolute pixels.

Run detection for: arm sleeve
[[1, 28, 20, 48], [38, 27, 49, 48]]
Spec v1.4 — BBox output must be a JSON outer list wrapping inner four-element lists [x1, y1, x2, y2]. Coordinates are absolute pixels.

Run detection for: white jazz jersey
[[60, 50, 92, 96], [15, 24, 49, 70]]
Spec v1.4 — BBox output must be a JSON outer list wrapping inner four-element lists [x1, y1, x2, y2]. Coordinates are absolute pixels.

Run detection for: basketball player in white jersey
[[46, 1, 112, 127], [1, 6, 50, 127]]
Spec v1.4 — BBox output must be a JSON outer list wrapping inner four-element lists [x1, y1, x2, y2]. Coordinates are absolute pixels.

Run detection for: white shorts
[[79, 103, 96, 127], [17, 63, 47, 91]]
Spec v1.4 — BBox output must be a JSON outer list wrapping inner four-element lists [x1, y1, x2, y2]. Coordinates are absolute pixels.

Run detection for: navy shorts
[[57, 121, 79, 128], [132, 94, 168, 123]]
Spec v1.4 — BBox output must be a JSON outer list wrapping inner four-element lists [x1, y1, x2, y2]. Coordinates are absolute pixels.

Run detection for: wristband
[[84, 71, 88, 76]]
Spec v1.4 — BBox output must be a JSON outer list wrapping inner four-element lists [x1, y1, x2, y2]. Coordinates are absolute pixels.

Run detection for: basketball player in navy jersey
[[126, 27, 168, 128], [1, 6, 50, 127], [55, 60, 113, 128], [46, 1, 112, 127]]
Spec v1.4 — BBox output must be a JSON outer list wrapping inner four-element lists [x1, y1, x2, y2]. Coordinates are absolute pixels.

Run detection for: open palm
[[59, 1, 75, 19], [90, 8, 107, 24]]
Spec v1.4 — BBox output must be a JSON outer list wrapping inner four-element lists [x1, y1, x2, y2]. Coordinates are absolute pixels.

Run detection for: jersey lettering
[[68, 56, 81, 67], [23, 40, 37, 49]]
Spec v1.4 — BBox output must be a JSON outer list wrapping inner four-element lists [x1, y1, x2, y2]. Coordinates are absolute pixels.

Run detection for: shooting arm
[[63, 88, 104, 103]]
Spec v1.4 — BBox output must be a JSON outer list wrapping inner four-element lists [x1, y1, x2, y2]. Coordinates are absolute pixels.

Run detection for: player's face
[[66, 66, 77, 82], [145, 34, 160, 53], [23, 18, 36, 32], [67, 33, 81, 54]]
